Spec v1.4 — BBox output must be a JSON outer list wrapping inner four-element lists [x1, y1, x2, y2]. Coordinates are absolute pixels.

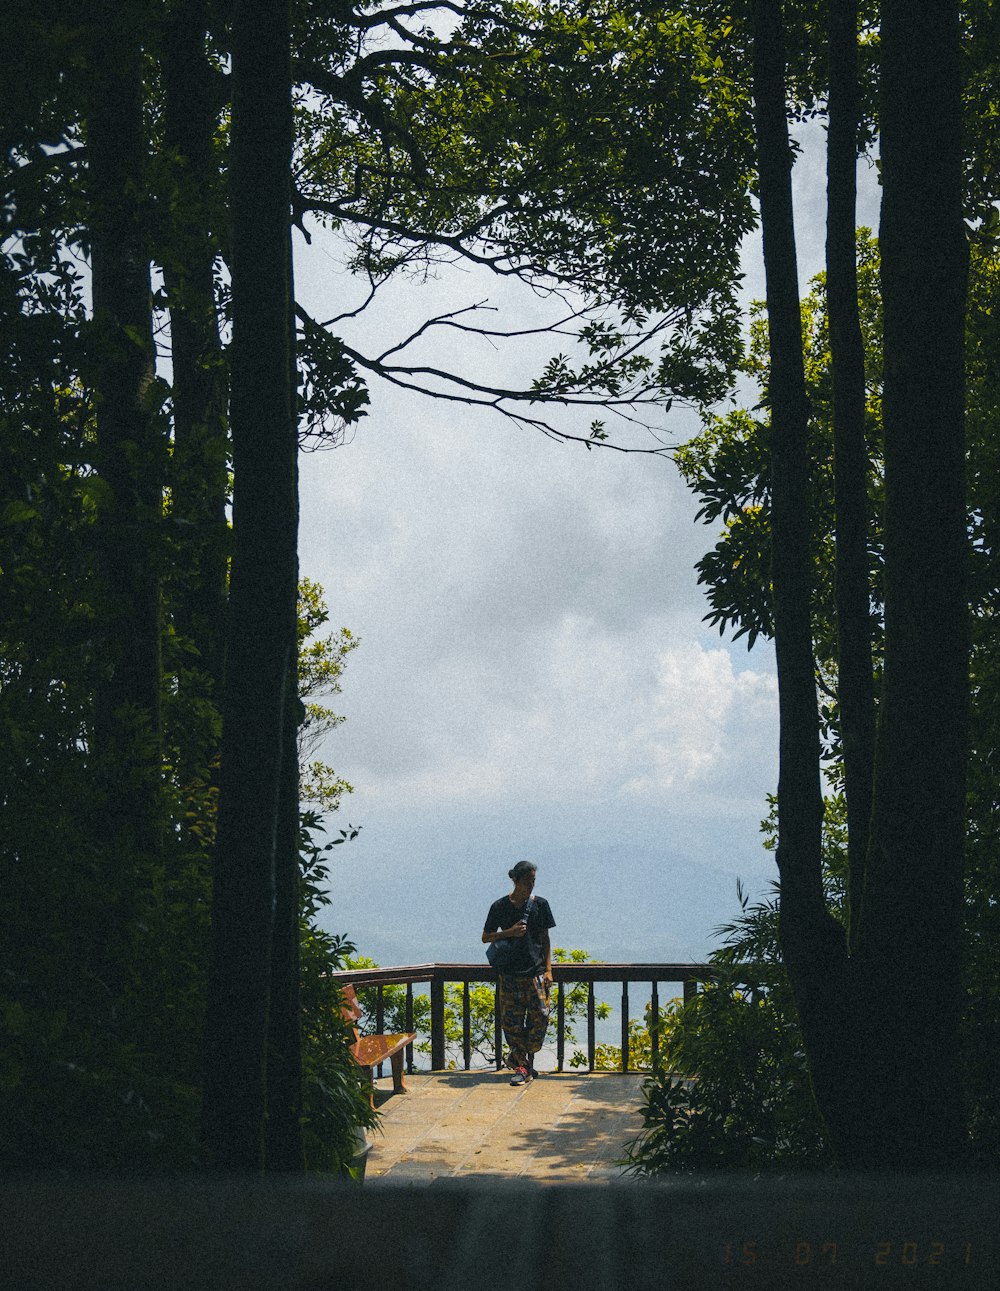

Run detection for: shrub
[[623, 885, 832, 1175]]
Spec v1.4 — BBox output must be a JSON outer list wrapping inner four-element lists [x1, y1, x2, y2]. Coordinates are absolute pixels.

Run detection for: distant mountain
[[320, 800, 776, 970]]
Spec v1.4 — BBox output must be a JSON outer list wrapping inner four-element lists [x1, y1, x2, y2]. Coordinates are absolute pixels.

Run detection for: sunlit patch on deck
[[366, 1070, 646, 1185]]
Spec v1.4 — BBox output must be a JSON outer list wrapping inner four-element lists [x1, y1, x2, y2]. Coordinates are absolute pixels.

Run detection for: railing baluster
[[650, 981, 660, 1073], [587, 981, 595, 1072], [376, 985, 385, 1078], [556, 981, 565, 1073], [494, 979, 503, 1071], [328, 963, 726, 1078], [463, 980, 471, 1070], [621, 981, 629, 1072], [405, 983, 415, 1074], [430, 974, 445, 1071]]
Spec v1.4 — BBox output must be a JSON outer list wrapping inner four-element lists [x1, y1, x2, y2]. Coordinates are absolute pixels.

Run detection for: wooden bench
[[341, 984, 417, 1108]]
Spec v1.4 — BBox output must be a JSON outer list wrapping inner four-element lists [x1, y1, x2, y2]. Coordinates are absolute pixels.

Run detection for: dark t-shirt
[[483, 894, 556, 977]]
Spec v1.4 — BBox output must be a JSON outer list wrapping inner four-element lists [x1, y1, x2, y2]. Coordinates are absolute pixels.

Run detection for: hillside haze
[[320, 801, 775, 968]]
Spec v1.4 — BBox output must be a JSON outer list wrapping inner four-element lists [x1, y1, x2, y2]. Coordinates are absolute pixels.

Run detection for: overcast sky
[[293, 125, 881, 966]]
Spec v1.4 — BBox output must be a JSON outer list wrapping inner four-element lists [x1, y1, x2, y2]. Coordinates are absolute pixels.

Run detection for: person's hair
[[508, 860, 537, 882]]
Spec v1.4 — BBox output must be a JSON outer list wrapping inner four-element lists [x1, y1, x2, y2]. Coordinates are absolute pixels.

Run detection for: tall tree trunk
[[201, 0, 297, 1172], [858, 0, 969, 1169], [826, 0, 875, 947], [88, 0, 161, 772], [751, 0, 854, 1161], [265, 669, 305, 1172], [265, 240, 305, 1174], [85, 0, 163, 988], [161, 0, 229, 701]]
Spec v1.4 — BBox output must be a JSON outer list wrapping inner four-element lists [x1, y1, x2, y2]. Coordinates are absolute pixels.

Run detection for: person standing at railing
[[482, 860, 555, 1086]]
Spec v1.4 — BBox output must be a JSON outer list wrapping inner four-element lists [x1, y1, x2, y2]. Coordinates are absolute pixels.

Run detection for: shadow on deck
[[367, 1070, 646, 1185]]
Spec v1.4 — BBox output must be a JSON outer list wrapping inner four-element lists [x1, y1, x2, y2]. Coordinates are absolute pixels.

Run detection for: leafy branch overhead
[[676, 237, 885, 651], [293, 0, 758, 439], [6, 2, 756, 446]]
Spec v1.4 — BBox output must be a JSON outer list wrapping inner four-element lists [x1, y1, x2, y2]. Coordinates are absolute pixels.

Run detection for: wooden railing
[[327, 962, 719, 1074]]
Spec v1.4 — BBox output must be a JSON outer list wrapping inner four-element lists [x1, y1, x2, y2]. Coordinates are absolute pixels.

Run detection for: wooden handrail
[[327, 962, 716, 984], [329, 961, 770, 1075]]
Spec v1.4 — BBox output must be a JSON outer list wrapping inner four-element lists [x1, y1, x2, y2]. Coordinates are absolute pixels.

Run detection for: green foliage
[[624, 985, 831, 1175], [962, 0, 1000, 223], [553, 947, 611, 1066], [2, 0, 760, 1178], [297, 577, 358, 813], [294, 0, 757, 423], [620, 798, 853, 1174], [441, 982, 501, 1068], [0, 558, 366, 1172], [6, 0, 998, 1178], [580, 1006, 678, 1072], [623, 886, 832, 1176], [298, 814, 377, 1171], [0, 979, 202, 1171], [0, 232, 211, 1164], [0, 796, 210, 1170], [296, 317, 370, 450], [674, 234, 884, 664], [0, 215, 364, 1172], [301, 1, 756, 316], [589, 797, 848, 1089], [962, 241, 1000, 1162]]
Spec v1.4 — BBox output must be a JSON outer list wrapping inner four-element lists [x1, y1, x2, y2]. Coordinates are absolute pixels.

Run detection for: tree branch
[[301, 190, 582, 287], [295, 303, 674, 453], [294, 60, 431, 181], [350, 0, 471, 30], [3, 143, 86, 202]]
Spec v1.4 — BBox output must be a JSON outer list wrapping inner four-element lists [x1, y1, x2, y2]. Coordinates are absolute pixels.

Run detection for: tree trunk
[[88, 0, 161, 773], [201, 0, 297, 1172], [858, 0, 969, 1169], [161, 0, 229, 701], [266, 237, 305, 1174], [751, 0, 855, 1161], [265, 665, 305, 1172], [85, 0, 163, 989], [826, 0, 875, 947]]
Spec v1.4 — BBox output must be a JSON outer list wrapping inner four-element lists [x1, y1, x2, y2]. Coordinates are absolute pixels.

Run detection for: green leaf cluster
[[298, 814, 378, 1171], [623, 882, 833, 1176], [675, 234, 884, 665], [293, 0, 757, 420]]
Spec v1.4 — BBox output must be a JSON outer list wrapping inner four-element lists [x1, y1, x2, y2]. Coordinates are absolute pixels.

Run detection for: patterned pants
[[499, 973, 551, 1070]]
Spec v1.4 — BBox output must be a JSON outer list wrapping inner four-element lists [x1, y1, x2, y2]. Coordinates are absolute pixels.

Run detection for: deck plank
[[366, 1070, 646, 1185]]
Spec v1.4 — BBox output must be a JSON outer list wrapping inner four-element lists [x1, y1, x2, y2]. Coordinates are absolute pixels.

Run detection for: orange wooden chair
[[341, 984, 417, 1108]]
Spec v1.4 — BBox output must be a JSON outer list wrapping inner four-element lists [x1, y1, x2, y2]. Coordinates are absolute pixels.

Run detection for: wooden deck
[[366, 1069, 647, 1185]]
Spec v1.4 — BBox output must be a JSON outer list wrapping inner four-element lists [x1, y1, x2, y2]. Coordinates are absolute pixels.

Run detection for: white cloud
[[621, 642, 778, 798], [292, 160, 811, 850], [288, 126, 877, 961], [309, 574, 778, 811]]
